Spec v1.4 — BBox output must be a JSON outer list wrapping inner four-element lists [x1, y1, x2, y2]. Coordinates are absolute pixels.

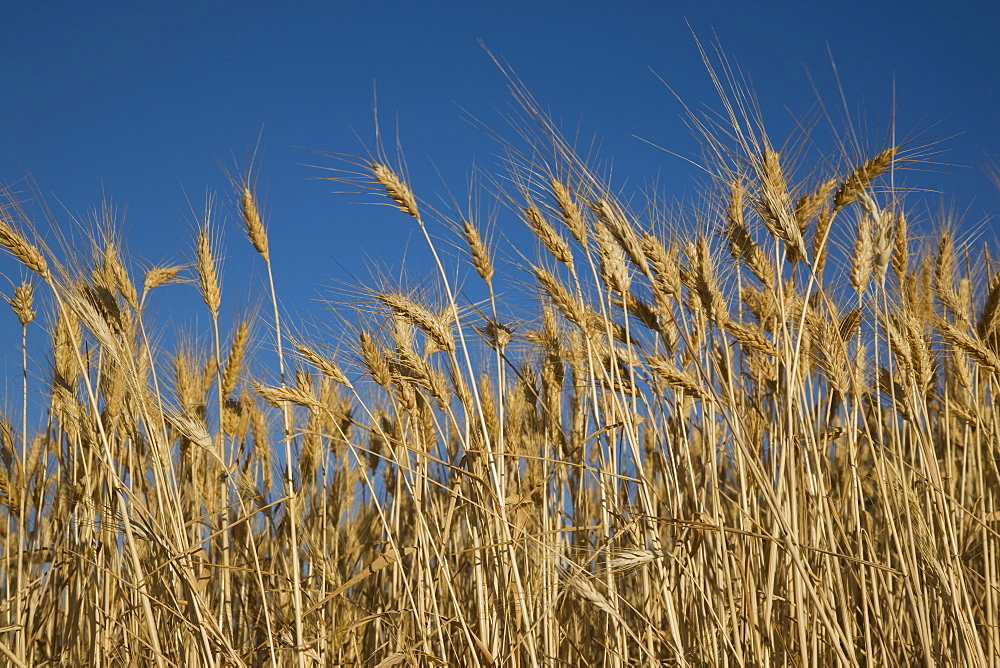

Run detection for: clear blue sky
[[1, 1, 999, 396]]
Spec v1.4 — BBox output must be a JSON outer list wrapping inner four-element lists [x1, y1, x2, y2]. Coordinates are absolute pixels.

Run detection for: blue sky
[[1, 1, 999, 399]]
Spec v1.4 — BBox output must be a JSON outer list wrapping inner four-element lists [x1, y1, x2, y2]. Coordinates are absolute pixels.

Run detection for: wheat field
[[1, 64, 999, 667]]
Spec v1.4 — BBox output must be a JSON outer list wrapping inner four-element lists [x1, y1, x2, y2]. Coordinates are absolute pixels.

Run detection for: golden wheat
[[0, 64, 996, 668]]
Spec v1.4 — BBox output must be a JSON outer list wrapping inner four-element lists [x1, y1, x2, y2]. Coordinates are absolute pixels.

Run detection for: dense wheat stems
[[45, 260, 169, 665], [371, 160, 543, 667], [0, 68, 998, 666]]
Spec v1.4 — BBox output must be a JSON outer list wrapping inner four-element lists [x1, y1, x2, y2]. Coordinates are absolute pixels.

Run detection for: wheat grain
[[143, 264, 183, 295], [686, 235, 727, 322], [833, 147, 897, 211], [296, 343, 353, 389], [892, 210, 909, 282], [104, 243, 138, 309], [0, 214, 51, 282], [359, 331, 392, 388], [794, 178, 836, 232], [525, 203, 574, 267], [608, 549, 661, 572], [756, 149, 808, 263], [645, 355, 706, 397], [938, 317, 1000, 372], [221, 321, 250, 398], [590, 197, 650, 276], [872, 206, 894, 286], [377, 292, 454, 353], [196, 225, 221, 318], [371, 162, 419, 219], [7, 282, 35, 326], [241, 186, 270, 260], [534, 265, 587, 329], [850, 215, 874, 292], [594, 222, 630, 294], [725, 178, 776, 287], [462, 218, 494, 284], [551, 178, 587, 244], [723, 319, 777, 356], [256, 382, 321, 410]]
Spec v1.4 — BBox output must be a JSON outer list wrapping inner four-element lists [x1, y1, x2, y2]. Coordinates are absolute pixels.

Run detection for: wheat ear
[[0, 215, 51, 282]]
